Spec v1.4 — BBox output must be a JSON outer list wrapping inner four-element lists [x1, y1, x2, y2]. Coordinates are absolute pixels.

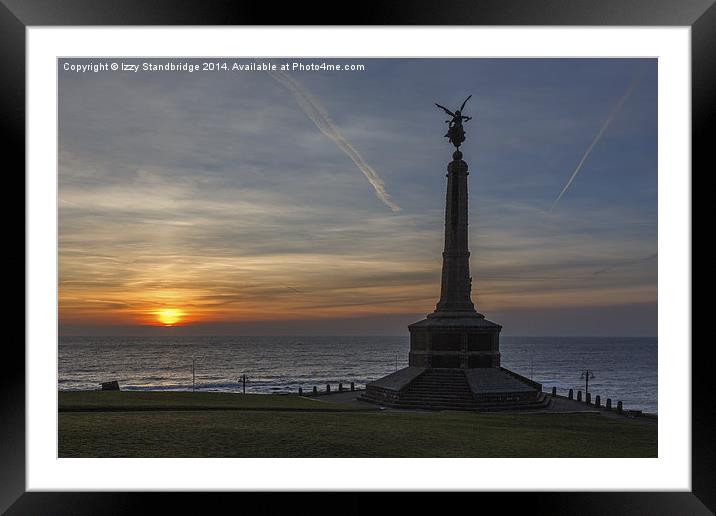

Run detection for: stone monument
[[362, 97, 546, 410]]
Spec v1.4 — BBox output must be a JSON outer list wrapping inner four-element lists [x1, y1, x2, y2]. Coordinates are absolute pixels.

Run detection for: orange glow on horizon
[[154, 308, 185, 326]]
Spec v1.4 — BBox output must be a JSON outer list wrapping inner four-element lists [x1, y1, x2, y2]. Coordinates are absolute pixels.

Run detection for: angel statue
[[435, 95, 473, 148]]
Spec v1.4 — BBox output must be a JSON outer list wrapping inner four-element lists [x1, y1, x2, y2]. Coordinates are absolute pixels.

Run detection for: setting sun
[[155, 308, 184, 326]]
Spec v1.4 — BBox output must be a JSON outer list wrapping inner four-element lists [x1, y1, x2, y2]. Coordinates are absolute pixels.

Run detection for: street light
[[237, 373, 247, 394], [580, 369, 595, 397]]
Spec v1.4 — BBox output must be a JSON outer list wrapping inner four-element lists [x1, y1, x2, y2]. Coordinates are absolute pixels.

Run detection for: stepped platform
[[361, 367, 545, 411]]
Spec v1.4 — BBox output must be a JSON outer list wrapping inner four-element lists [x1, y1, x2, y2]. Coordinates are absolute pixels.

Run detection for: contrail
[[268, 69, 401, 212], [551, 73, 642, 209]]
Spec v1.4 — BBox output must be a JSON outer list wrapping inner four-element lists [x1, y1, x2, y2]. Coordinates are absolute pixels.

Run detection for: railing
[[549, 386, 656, 419], [297, 382, 358, 396]]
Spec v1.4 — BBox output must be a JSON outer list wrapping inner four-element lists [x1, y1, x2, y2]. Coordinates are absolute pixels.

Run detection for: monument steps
[[361, 368, 551, 411], [397, 369, 475, 405], [400, 393, 473, 400], [402, 389, 472, 396], [390, 392, 552, 412], [402, 386, 473, 394], [407, 382, 472, 388]]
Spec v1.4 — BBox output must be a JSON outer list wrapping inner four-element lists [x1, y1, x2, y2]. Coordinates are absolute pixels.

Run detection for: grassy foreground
[[59, 391, 363, 412], [58, 392, 657, 458]]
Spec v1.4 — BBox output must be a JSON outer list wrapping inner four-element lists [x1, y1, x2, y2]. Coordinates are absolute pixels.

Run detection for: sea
[[58, 336, 658, 414]]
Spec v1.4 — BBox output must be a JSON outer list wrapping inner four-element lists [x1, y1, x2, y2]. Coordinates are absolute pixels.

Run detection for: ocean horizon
[[59, 335, 657, 413]]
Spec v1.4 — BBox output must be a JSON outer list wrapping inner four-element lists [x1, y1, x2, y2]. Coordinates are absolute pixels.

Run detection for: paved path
[[312, 391, 658, 426], [304, 391, 441, 413], [301, 390, 375, 409], [546, 396, 657, 426]]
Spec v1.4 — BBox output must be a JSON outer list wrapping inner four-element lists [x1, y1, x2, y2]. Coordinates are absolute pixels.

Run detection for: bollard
[[326, 384, 331, 393], [100, 380, 120, 391], [551, 386, 557, 396], [350, 382, 355, 392], [586, 392, 591, 405], [568, 388, 573, 400], [313, 386, 317, 395], [577, 390, 582, 402], [339, 383, 343, 393], [606, 398, 612, 410], [595, 395, 601, 407], [298, 387, 303, 396], [616, 400, 623, 414]]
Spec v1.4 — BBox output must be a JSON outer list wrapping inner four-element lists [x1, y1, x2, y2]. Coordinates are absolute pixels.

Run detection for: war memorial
[[363, 97, 548, 411]]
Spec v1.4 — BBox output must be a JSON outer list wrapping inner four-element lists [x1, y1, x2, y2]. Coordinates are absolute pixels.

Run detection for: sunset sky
[[58, 58, 657, 336]]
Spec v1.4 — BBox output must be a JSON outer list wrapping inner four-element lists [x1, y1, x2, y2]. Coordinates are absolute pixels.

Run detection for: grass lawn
[[59, 391, 364, 412], [58, 392, 657, 458]]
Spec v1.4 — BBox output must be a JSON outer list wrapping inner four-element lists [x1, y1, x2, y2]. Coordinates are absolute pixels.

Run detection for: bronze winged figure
[[435, 95, 473, 148]]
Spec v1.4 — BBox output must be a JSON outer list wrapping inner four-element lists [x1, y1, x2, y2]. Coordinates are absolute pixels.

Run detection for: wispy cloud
[[551, 71, 643, 209], [268, 69, 401, 212], [592, 252, 658, 275]]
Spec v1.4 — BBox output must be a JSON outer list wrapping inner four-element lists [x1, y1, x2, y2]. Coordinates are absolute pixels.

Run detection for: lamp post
[[237, 374, 247, 394], [580, 369, 595, 398]]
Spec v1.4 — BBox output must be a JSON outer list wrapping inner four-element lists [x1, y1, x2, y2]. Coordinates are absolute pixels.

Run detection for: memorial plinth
[[407, 150, 502, 370]]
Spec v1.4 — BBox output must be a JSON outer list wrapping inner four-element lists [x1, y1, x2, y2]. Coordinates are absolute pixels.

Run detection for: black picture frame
[[4, 0, 708, 513]]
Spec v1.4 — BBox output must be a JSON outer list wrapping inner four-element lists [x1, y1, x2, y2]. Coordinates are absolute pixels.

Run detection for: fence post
[[350, 382, 355, 392], [577, 390, 582, 402], [595, 395, 601, 407], [339, 383, 343, 393], [606, 398, 612, 410], [551, 386, 557, 396], [298, 387, 303, 396], [568, 388, 573, 400]]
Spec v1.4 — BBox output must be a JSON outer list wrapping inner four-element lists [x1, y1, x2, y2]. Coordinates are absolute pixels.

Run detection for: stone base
[[408, 312, 502, 369], [362, 366, 543, 411]]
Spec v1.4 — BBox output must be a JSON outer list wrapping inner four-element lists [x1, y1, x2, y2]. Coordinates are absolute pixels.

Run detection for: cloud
[[592, 253, 658, 276], [268, 69, 401, 212], [552, 71, 643, 208]]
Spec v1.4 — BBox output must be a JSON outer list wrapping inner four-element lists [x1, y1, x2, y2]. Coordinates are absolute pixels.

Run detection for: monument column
[[434, 150, 478, 315]]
